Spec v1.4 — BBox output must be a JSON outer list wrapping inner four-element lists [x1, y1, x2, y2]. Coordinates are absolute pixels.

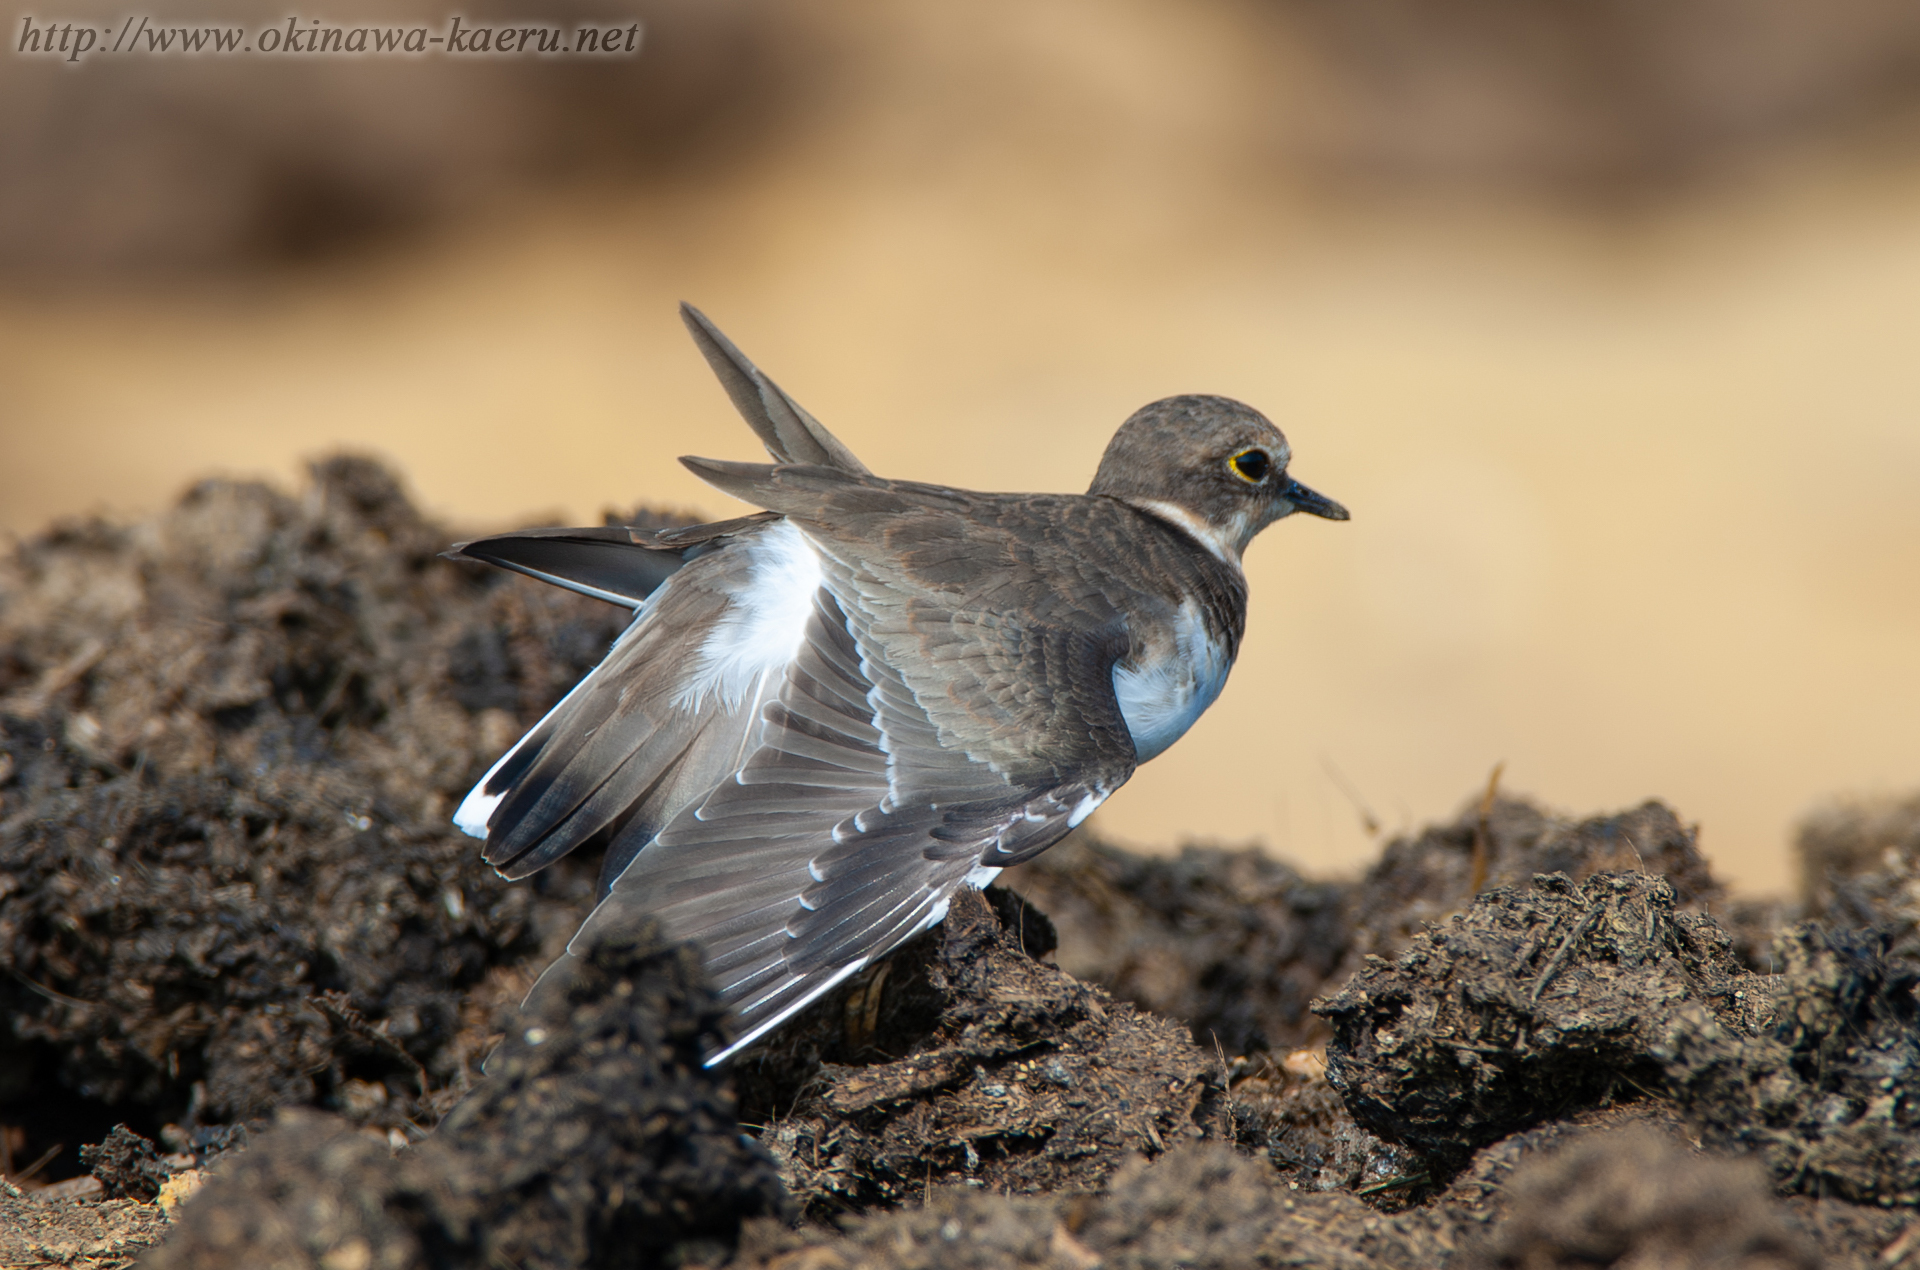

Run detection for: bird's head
[[1088, 394, 1349, 561]]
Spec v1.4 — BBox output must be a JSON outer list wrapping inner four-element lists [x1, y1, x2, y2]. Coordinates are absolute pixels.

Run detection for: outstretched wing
[[454, 517, 825, 890], [451, 306, 868, 888], [527, 512, 1139, 1065]]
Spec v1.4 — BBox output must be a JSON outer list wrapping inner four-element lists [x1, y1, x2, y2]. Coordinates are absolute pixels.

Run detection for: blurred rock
[[15, 0, 1920, 284], [1272, 0, 1920, 194]]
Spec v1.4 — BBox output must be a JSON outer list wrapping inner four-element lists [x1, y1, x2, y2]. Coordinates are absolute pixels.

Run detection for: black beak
[[1281, 477, 1350, 521]]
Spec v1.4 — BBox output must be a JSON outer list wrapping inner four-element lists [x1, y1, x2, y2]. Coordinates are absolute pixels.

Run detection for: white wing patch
[[1112, 600, 1232, 763], [674, 519, 822, 710], [452, 786, 506, 840]]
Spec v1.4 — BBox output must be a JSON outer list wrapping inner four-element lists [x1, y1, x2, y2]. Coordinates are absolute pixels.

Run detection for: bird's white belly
[[1111, 602, 1231, 763]]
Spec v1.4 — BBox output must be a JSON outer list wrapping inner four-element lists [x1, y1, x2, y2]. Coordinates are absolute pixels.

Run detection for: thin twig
[[1880, 1218, 1920, 1266], [1470, 761, 1505, 895], [2, 962, 95, 1010], [311, 992, 430, 1097], [1528, 906, 1602, 1010], [4, 1143, 61, 1185], [1319, 757, 1381, 837], [1212, 1031, 1238, 1121]]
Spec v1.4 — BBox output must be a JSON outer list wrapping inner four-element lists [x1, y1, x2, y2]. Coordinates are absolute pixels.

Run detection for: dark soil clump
[[1226, 1053, 1422, 1196], [1659, 923, 1920, 1207], [1316, 870, 1756, 1177], [746, 886, 1230, 1217], [147, 927, 789, 1270], [0, 458, 675, 1161], [1004, 835, 1352, 1056], [78, 1125, 175, 1202]]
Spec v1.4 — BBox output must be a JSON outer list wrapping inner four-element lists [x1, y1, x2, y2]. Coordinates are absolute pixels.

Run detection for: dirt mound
[[1320, 861, 1920, 1213], [2, 457, 1917, 1269], [742, 886, 1229, 1217], [1004, 836, 1352, 1056], [1316, 871, 1756, 1177], [1003, 797, 1724, 1059], [147, 927, 788, 1270], [1660, 924, 1920, 1207], [0, 457, 669, 1166]]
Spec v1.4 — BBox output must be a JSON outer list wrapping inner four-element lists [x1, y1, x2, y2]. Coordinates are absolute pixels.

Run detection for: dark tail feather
[[680, 303, 871, 475]]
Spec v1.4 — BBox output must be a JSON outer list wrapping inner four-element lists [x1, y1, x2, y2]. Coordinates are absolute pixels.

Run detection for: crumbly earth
[[1316, 870, 1760, 1178], [0, 459, 1915, 1269], [1795, 791, 1920, 956], [0, 458, 654, 1147], [1003, 795, 1727, 1057], [1659, 923, 1920, 1207], [749, 886, 1231, 1218], [143, 929, 789, 1270], [0, 1176, 172, 1270]]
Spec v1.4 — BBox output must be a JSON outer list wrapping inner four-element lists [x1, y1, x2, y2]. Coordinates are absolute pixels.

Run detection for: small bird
[[451, 305, 1348, 1064]]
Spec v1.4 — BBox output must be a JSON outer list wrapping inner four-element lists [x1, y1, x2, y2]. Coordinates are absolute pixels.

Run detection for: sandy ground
[[4, 0, 1919, 893]]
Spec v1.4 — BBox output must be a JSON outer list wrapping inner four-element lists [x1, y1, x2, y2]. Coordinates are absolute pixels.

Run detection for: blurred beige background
[[4, 0, 1918, 894]]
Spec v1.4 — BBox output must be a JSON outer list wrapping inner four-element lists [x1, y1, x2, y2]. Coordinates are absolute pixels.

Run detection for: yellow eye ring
[[1229, 448, 1271, 484]]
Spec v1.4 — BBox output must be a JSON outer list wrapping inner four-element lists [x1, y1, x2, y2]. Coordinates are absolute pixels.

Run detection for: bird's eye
[[1229, 449, 1270, 484]]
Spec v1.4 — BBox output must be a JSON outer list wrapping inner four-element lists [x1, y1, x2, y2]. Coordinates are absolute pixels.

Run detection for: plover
[[452, 306, 1348, 1064]]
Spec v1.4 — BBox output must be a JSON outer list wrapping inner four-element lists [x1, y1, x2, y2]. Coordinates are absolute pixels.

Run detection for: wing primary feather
[[703, 956, 871, 1067], [447, 530, 685, 609], [453, 646, 625, 840]]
